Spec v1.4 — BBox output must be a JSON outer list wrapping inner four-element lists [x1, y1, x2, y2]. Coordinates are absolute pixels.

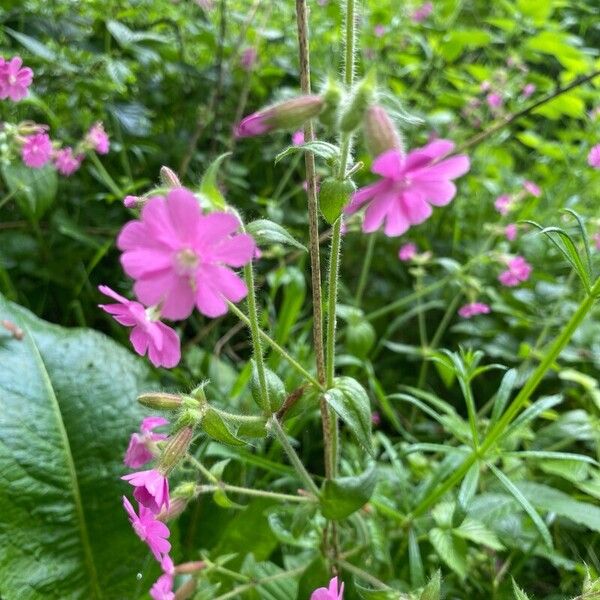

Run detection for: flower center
[[175, 248, 199, 275], [8, 75, 17, 85]]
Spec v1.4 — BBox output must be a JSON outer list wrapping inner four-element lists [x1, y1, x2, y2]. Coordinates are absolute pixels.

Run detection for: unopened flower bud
[[172, 481, 198, 500], [319, 177, 356, 224], [156, 496, 188, 521], [175, 561, 205, 574], [160, 166, 182, 188], [174, 578, 197, 600], [363, 105, 404, 157], [319, 77, 344, 128], [159, 426, 193, 474], [138, 392, 182, 411], [339, 72, 376, 133], [235, 95, 324, 138]]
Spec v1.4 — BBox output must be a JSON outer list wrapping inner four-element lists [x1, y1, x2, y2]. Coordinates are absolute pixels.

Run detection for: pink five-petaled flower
[[494, 194, 511, 215], [523, 180, 541, 197], [311, 576, 345, 600], [98, 285, 181, 368], [398, 242, 417, 261], [123, 496, 171, 562], [0, 56, 33, 101], [124, 416, 169, 468], [122, 468, 170, 514], [486, 92, 503, 109], [117, 187, 256, 319], [458, 302, 491, 319], [411, 2, 433, 22], [21, 133, 52, 168], [498, 256, 532, 287], [345, 141, 470, 237], [54, 147, 82, 176], [86, 122, 110, 154], [505, 223, 517, 241], [588, 144, 600, 169]]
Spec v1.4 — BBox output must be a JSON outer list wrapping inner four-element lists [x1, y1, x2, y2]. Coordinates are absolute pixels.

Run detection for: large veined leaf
[[0, 294, 156, 599]]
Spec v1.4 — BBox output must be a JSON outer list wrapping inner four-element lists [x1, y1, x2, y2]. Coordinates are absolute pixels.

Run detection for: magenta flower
[[123, 496, 171, 561], [86, 122, 110, 154], [117, 188, 255, 319], [124, 416, 169, 468], [498, 256, 532, 287], [122, 468, 170, 514], [311, 576, 344, 600], [494, 194, 511, 216], [150, 573, 174, 600], [522, 83, 536, 98], [523, 180, 541, 197], [345, 141, 470, 237], [292, 130, 305, 146], [371, 411, 381, 426], [411, 2, 433, 22], [373, 24, 386, 37], [486, 92, 503, 109], [458, 302, 491, 319], [0, 56, 33, 101], [587, 144, 600, 169], [240, 47, 257, 71], [98, 285, 181, 368], [398, 242, 417, 261], [54, 147, 82, 176], [21, 133, 52, 168], [505, 223, 517, 242]]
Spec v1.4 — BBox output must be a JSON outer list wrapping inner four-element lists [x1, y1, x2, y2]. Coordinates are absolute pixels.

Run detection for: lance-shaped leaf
[[246, 219, 307, 252], [320, 463, 377, 520]]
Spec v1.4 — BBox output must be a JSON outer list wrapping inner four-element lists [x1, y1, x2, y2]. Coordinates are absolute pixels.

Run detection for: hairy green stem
[[337, 558, 392, 590], [196, 483, 312, 503]]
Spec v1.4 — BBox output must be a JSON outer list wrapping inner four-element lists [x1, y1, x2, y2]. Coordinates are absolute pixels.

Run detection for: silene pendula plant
[[104, 2, 600, 599]]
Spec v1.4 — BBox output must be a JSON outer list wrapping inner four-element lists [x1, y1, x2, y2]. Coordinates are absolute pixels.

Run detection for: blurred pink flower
[[373, 24, 386, 37], [123, 496, 171, 562], [86, 122, 110, 154], [54, 147, 82, 176], [371, 411, 381, 426], [240, 47, 257, 71], [523, 180, 541, 197], [498, 256, 532, 287], [345, 141, 470, 237], [0, 56, 33, 101], [398, 242, 417, 261], [292, 130, 305, 146], [505, 223, 517, 241], [98, 285, 181, 368], [150, 574, 174, 600], [486, 92, 503, 109], [311, 576, 344, 600], [117, 188, 255, 319], [458, 302, 490, 319], [587, 144, 600, 169], [122, 468, 170, 514], [21, 132, 52, 168], [411, 2, 433, 22], [593, 232, 600, 250], [124, 417, 169, 468], [522, 83, 536, 98], [494, 194, 511, 215]]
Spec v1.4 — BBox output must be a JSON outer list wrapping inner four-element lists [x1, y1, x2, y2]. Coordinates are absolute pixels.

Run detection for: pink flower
[[292, 130, 305, 146], [593, 232, 600, 250], [0, 56, 33, 101], [54, 147, 82, 176], [122, 468, 170, 514], [523, 180, 541, 197], [98, 285, 181, 368], [345, 141, 470, 237], [458, 302, 491, 319], [486, 92, 503, 109], [398, 242, 417, 261], [371, 411, 381, 426], [86, 122, 110, 154], [123, 496, 171, 561], [124, 417, 169, 468], [150, 574, 174, 600], [117, 188, 255, 319], [373, 24, 386, 37], [587, 144, 600, 169], [311, 577, 344, 600], [498, 256, 532, 287], [505, 223, 517, 241], [411, 2, 433, 22], [21, 133, 52, 168], [494, 194, 511, 215], [240, 47, 257, 71], [522, 83, 536, 98]]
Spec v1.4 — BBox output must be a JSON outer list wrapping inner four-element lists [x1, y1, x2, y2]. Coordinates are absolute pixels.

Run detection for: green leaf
[[246, 219, 307, 252], [428, 528, 467, 579], [0, 294, 156, 599], [419, 570, 441, 600], [489, 368, 517, 427], [201, 408, 247, 446], [408, 528, 425, 587], [274, 141, 340, 164], [246, 560, 298, 600], [1, 162, 57, 222], [5, 27, 58, 62], [251, 363, 286, 412], [320, 463, 377, 520], [501, 395, 562, 440], [355, 583, 398, 599], [324, 376, 373, 454], [512, 578, 531, 600], [455, 518, 504, 551], [199, 152, 231, 209]]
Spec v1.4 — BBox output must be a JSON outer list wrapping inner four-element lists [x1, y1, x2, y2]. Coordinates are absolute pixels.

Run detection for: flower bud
[[138, 392, 182, 411], [160, 166, 182, 188], [235, 95, 324, 138], [339, 72, 376, 133], [175, 561, 205, 574], [363, 105, 404, 157], [319, 77, 344, 128], [319, 177, 356, 224], [159, 426, 193, 474], [174, 578, 197, 600], [171, 481, 198, 500], [156, 497, 188, 521]]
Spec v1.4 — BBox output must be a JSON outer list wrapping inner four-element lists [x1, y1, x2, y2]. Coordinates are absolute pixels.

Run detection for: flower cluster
[[498, 256, 532, 287]]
